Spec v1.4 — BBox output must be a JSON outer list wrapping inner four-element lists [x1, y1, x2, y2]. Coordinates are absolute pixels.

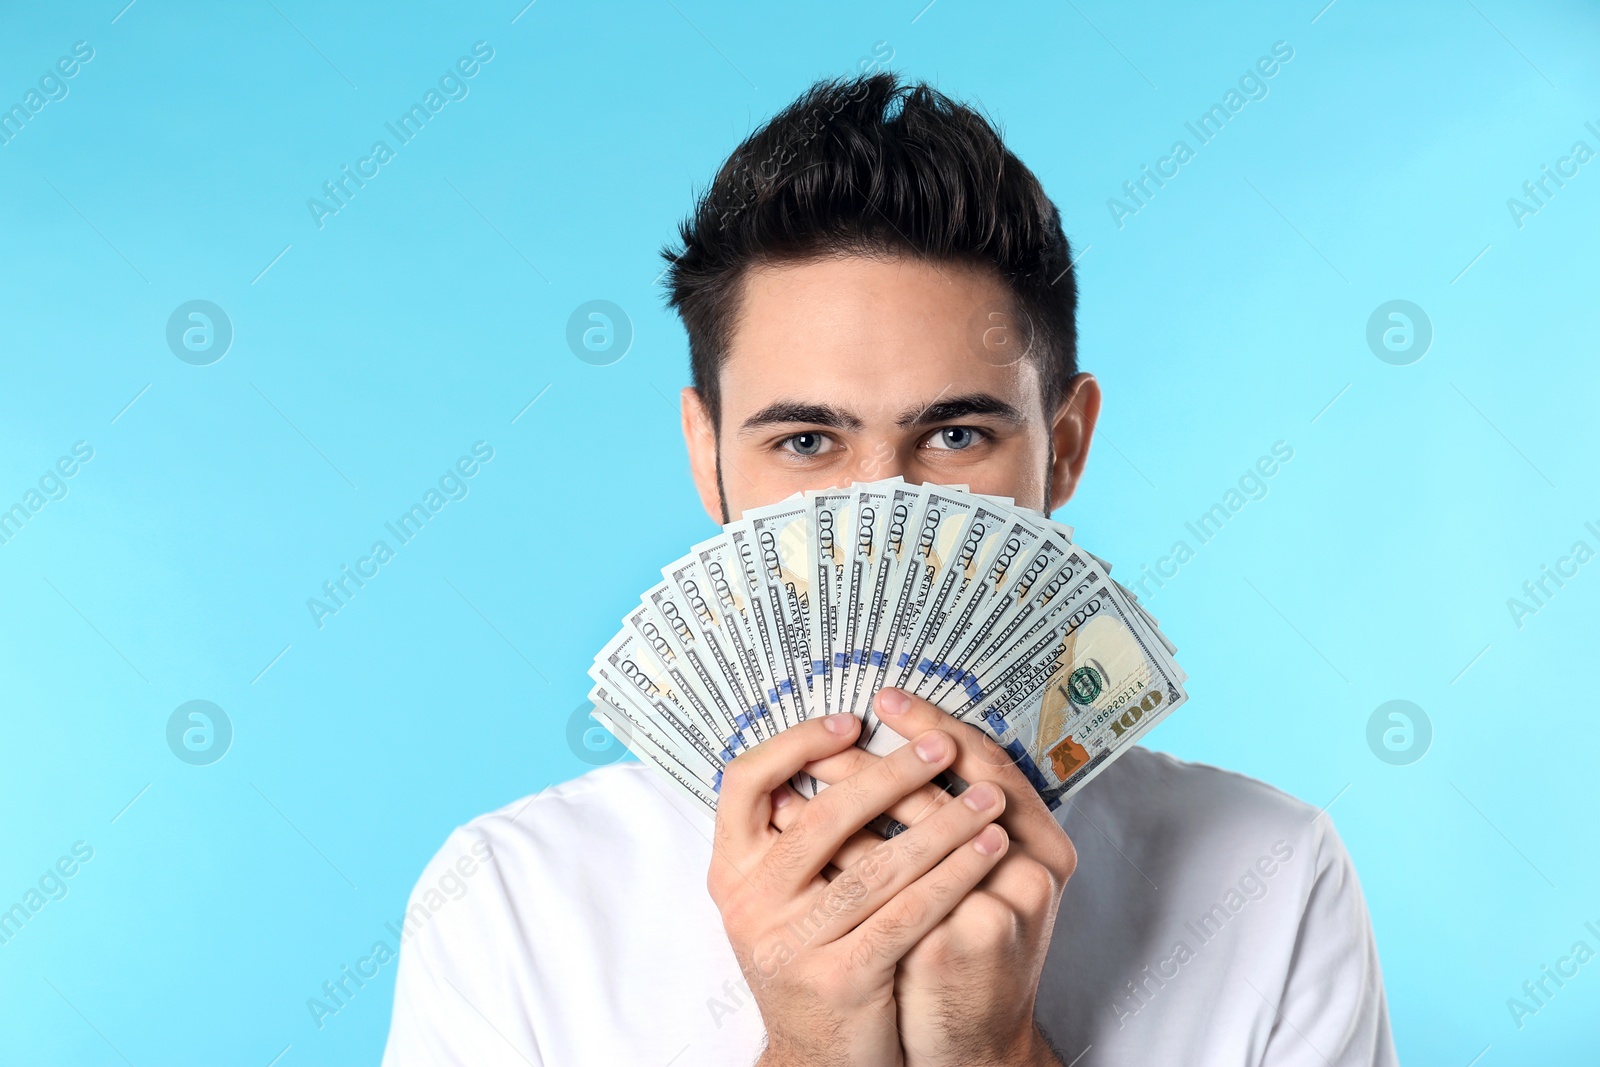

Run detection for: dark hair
[[659, 71, 1080, 428]]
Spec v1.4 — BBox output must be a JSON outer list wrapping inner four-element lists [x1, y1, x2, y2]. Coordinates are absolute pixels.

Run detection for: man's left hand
[[767, 687, 1077, 1067]]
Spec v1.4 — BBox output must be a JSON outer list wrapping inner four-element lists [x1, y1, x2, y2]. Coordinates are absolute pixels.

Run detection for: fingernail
[[974, 824, 1006, 855], [824, 713, 856, 735], [962, 782, 999, 811], [772, 790, 792, 810], [876, 688, 910, 716], [914, 731, 948, 763]]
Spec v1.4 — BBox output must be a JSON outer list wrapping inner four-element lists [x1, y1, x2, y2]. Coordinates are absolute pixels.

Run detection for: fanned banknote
[[587, 479, 1186, 820]]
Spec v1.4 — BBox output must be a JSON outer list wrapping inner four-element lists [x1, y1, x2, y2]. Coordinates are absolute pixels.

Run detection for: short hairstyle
[[659, 71, 1080, 428]]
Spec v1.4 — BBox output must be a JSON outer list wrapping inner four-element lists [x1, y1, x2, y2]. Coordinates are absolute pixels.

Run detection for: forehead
[[719, 253, 1043, 419]]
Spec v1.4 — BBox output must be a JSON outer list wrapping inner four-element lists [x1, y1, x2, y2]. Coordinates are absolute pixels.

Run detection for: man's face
[[682, 253, 1100, 522]]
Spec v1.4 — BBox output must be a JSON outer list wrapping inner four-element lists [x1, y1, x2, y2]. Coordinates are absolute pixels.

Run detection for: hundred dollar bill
[[840, 481, 926, 719], [693, 530, 823, 795], [863, 487, 983, 745], [1031, 512, 1175, 659], [589, 629, 742, 766], [861, 580, 1185, 809], [920, 544, 1099, 709], [957, 577, 1180, 739], [622, 591, 747, 749], [807, 488, 855, 716], [688, 537, 788, 734], [975, 670, 1183, 810], [836, 481, 896, 720], [663, 554, 776, 745], [910, 513, 1043, 703], [944, 565, 1116, 716], [723, 523, 804, 732], [883, 499, 1012, 698], [745, 497, 815, 718], [589, 686, 721, 814], [919, 529, 1075, 708], [949, 545, 1183, 718]]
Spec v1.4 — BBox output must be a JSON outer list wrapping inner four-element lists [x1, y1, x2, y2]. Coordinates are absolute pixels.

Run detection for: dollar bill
[[745, 498, 816, 719], [589, 478, 1187, 822]]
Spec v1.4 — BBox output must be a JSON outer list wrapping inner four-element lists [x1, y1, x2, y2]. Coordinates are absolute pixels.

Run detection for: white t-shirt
[[382, 746, 1396, 1066]]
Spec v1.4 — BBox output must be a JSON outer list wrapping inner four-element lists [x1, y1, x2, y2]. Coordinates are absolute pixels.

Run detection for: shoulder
[[1081, 744, 1319, 823], [1038, 748, 1393, 1060], [407, 762, 708, 912], [1062, 745, 1356, 899], [384, 764, 713, 1034], [451, 761, 691, 849]]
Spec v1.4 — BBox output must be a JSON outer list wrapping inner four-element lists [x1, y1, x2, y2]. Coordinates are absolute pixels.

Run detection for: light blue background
[[2, 1, 1597, 1063]]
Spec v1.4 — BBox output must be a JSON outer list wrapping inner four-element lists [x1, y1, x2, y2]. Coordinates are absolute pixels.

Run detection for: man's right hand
[[707, 712, 1009, 1067]]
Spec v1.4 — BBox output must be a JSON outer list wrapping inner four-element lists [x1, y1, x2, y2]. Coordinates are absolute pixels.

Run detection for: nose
[[855, 439, 908, 483]]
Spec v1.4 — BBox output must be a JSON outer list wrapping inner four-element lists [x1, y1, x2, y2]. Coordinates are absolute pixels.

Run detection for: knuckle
[[718, 757, 751, 794], [892, 832, 930, 871], [872, 894, 929, 950], [720, 888, 760, 933], [712, 811, 738, 851], [967, 890, 1020, 940], [847, 929, 883, 971], [914, 922, 957, 964], [830, 749, 872, 776], [820, 868, 869, 914], [891, 892, 930, 935], [908, 786, 953, 824], [964, 724, 1009, 763], [1055, 832, 1080, 879], [762, 836, 806, 882], [1014, 861, 1060, 909], [834, 774, 872, 812], [802, 796, 844, 841]]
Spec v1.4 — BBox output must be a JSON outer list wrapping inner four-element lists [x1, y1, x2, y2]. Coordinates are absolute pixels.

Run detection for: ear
[[681, 387, 724, 523], [1047, 373, 1101, 512]]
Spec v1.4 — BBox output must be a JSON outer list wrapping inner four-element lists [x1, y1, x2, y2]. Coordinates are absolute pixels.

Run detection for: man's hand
[[772, 690, 1077, 1067], [707, 711, 1011, 1067]]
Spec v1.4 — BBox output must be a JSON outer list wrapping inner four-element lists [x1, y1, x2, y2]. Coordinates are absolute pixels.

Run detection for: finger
[[842, 819, 1010, 965], [873, 688, 1060, 844], [716, 713, 860, 850], [798, 778, 1009, 948], [769, 810, 886, 882], [760, 726, 958, 893], [769, 789, 881, 881], [777, 745, 960, 876], [771, 776, 954, 874], [799, 745, 957, 829]]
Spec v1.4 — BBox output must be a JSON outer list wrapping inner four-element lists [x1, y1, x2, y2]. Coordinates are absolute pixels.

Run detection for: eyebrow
[[896, 393, 1024, 428], [737, 393, 1025, 437], [738, 402, 864, 436]]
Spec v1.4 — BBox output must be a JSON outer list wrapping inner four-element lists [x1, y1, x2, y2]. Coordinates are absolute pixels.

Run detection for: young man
[[383, 74, 1396, 1066]]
